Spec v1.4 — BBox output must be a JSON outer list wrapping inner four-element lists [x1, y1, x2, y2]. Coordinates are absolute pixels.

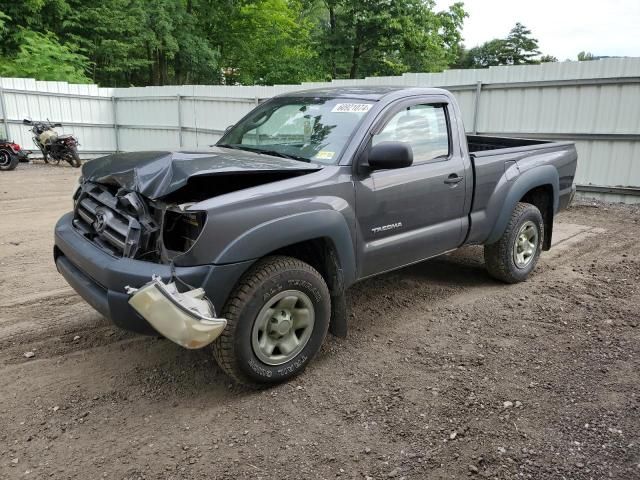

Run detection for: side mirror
[[367, 141, 413, 170], [225, 125, 234, 132]]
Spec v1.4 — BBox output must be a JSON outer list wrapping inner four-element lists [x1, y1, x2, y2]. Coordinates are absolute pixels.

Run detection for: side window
[[373, 104, 450, 164]]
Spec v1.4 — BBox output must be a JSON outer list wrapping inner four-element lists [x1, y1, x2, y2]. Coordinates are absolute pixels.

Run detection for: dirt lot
[[0, 162, 639, 480]]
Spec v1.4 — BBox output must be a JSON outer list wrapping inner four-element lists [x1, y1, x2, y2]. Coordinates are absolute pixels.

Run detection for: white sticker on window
[[331, 103, 372, 113], [315, 151, 335, 160]]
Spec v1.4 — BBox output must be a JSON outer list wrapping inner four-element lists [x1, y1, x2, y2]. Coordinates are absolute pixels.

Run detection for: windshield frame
[[217, 96, 377, 165]]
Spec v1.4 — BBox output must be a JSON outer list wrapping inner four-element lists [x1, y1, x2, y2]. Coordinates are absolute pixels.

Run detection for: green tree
[[315, 0, 466, 79], [505, 22, 540, 64], [0, 29, 90, 82], [577, 51, 596, 61], [0, 0, 468, 85], [461, 22, 541, 68], [463, 39, 510, 68], [217, 0, 319, 85], [540, 54, 558, 63]]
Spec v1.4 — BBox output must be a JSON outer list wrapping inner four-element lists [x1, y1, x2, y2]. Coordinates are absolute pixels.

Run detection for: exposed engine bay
[[72, 181, 210, 262]]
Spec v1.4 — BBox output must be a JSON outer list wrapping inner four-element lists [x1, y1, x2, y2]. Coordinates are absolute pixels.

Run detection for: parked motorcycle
[[0, 139, 28, 171], [23, 119, 81, 167]]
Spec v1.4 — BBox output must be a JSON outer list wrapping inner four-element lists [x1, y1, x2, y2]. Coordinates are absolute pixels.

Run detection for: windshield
[[218, 97, 375, 164]]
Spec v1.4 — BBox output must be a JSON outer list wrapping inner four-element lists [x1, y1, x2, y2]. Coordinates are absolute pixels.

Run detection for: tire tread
[[484, 202, 543, 284], [212, 255, 328, 386]]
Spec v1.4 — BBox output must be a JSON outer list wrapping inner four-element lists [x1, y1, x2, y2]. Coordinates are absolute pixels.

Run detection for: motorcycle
[[23, 119, 81, 168], [0, 139, 28, 171]]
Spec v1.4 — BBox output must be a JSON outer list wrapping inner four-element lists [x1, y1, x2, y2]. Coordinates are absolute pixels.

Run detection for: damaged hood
[[81, 148, 322, 200]]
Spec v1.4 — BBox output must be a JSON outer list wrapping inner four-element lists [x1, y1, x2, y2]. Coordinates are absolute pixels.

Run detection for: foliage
[[0, 28, 90, 82], [577, 51, 597, 61], [506, 23, 540, 64], [540, 54, 558, 63], [316, 0, 467, 79], [0, 0, 468, 86], [218, 0, 320, 85], [459, 22, 545, 69]]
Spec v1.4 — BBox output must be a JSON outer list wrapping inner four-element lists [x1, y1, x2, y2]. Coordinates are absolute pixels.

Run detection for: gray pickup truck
[[54, 87, 577, 386]]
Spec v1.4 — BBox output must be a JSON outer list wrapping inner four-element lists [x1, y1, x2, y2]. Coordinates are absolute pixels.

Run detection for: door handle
[[444, 174, 464, 185]]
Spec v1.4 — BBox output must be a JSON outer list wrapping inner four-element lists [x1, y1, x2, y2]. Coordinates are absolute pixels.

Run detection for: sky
[[435, 0, 640, 61]]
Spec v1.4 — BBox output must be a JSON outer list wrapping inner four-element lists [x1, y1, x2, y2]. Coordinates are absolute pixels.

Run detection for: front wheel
[[65, 147, 81, 168], [484, 202, 544, 284], [212, 256, 331, 386]]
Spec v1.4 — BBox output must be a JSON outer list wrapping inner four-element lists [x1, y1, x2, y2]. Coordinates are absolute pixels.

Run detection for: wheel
[[484, 202, 544, 284], [0, 149, 18, 171], [44, 152, 60, 165], [212, 255, 331, 386], [65, 147, 81, 168]]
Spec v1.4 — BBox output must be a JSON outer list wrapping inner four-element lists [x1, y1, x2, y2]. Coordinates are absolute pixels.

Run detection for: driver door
[[355, 97, 469, 278]]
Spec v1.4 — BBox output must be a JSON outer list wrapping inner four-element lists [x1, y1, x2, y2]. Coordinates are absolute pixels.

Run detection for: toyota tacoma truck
[[54, 87, 577, 386]]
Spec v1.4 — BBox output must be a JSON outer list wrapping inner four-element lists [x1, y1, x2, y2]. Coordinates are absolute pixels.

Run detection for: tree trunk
[[349, 42, 360, 79], [329, 5, 337, 78], [147, 44, 154, 85]]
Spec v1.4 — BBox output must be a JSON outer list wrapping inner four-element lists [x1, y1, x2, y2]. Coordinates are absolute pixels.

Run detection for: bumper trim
[[57, 255, 109, 318]]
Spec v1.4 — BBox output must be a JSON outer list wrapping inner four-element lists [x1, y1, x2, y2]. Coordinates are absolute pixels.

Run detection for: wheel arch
[[214, 210, 356, 286], [486, 165, 559, 246], [213, 211, 356, 338]]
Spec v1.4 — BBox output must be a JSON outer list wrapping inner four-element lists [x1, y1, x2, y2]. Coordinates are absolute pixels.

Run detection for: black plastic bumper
[[54, 212, 253, 335]]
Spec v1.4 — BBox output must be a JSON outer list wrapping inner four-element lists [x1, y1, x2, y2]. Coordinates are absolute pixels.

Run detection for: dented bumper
[[54, 212, 251, 336], [127, 277, 226, 349]]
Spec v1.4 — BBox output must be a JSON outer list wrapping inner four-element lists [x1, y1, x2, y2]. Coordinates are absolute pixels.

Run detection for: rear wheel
[[212, 256, 331, 386], [0, 149, 18, 171], [484, 202, 544, 284]]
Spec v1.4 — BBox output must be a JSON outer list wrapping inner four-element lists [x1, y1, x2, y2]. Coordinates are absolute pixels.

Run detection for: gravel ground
[[0, 162, 639, 479]]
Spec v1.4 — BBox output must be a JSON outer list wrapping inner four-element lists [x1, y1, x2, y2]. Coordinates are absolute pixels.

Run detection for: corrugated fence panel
[[0, 77, 115, 156], [2, 58, 640, 201]]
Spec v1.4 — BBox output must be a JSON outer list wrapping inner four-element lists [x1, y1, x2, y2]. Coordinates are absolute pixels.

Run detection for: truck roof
[[277, 86, 449, 101]]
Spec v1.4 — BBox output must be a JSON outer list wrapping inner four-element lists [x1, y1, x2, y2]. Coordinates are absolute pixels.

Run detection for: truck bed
[[467, 134, 551, 154]]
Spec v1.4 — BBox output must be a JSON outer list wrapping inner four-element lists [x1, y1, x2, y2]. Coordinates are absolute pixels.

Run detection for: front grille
[[72, 182, 158, 258]]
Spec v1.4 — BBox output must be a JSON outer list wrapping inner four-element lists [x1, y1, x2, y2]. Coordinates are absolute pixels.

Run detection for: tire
[[42, 150, 53, 164], [484, 202, 544, 284], [65, 147, 81, 168], [0, 149, 19, 171], [212, 255, 331, 387]]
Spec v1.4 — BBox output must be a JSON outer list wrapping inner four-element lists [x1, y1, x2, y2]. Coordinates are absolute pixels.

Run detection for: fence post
[[472, 81, 482, 135], [177, 94, 183, 148], [111, 96, 119, 153], [0, 86, 9, 140]]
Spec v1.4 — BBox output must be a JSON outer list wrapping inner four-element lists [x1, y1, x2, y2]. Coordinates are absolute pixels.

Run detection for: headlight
[[72, 177, 83, 208], [162, 209, 207, 254]]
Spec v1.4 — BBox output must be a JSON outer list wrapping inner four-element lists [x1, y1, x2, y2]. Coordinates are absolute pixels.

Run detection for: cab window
[[373, 104, 450, 164]]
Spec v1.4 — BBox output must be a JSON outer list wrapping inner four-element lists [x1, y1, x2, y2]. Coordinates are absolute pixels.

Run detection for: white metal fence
[[2, 58, 640, 203]]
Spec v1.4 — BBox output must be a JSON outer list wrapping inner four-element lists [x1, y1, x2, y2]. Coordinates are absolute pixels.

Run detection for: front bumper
[[54, 212, 252, 335]]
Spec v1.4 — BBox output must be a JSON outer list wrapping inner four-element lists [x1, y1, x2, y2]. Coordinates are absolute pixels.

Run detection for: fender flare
[[214, 209, 357, 287], [486, 165, 559, 244]]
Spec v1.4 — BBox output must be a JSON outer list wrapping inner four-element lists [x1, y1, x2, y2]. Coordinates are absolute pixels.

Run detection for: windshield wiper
[[216, 143, 244, 150], [250, 149, 311, 163], [219, 144, 310, 163]]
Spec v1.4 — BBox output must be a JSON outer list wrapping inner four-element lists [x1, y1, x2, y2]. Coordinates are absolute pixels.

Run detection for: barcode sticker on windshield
[[331, 103, 372, 113], [315, 151, 335, 160]]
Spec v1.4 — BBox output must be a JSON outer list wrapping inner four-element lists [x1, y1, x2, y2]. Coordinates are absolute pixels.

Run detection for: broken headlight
[[162, 209, 207, 254], [72, 176, 83, 208]]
